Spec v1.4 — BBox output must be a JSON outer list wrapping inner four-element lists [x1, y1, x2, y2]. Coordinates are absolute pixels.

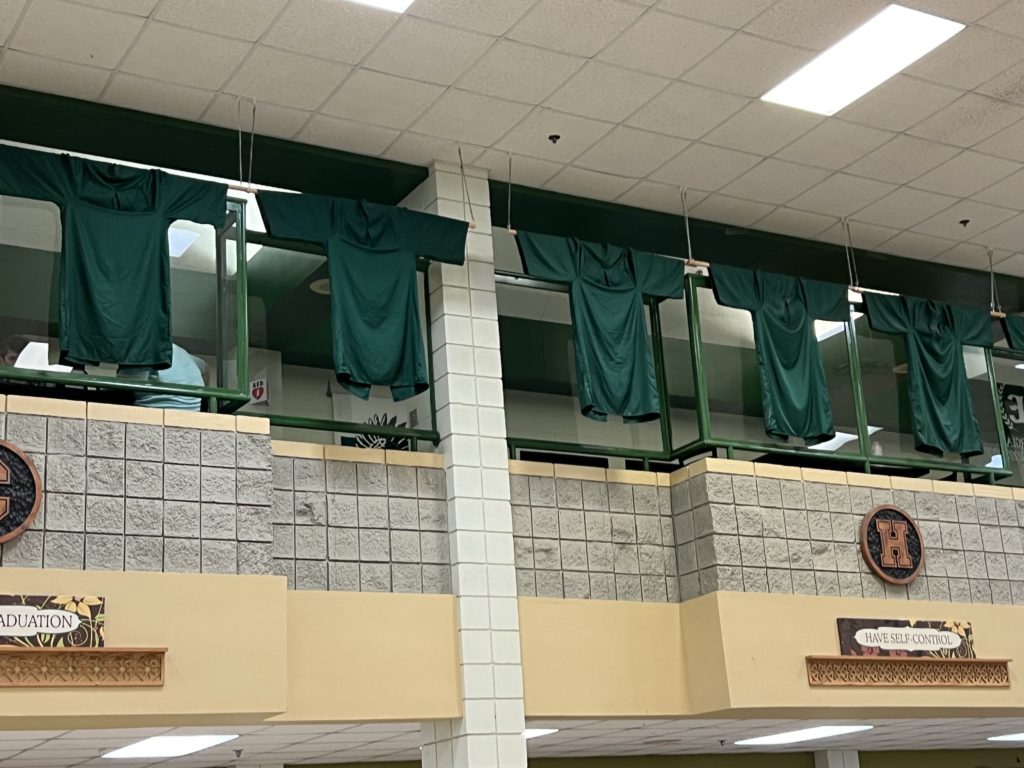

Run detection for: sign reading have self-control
[[860, 505, 925, 585], [0, 440, 43, 544]]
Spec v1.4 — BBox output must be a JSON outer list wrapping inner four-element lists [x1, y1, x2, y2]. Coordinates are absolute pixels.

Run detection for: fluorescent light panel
[[344, 0, 415, 11], [736, 725, 873, 746], [762, 4, 963, 115], [103, 735, 239, 759], [990, 733, 1024, 742], [524, 728, 559, 740]]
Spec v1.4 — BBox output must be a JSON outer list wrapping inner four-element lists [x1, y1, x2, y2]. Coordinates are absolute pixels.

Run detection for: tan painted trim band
[[236, 415, 271, 435], [7, 395, 86, 419], [606, 468, 658, 486], [508, 460, 554, 477], [385, 450, 443, 468], [892, 477, 934, 492], [87, 402, 163, 426], [847, 473, 891, 489], [164, 410, 236, 432], [554, 464, 606, 481]]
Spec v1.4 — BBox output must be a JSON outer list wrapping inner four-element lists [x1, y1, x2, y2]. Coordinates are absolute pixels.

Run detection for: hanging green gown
[[515, 231, 683, 423], [711, 264, 849, 443], [258, 192, 467, 401], [865, 294, 993, 456], [0, 144, 227, 367], [1003, 316, 1024, 350]]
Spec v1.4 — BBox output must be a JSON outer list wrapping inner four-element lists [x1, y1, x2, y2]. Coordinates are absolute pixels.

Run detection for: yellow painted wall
[[273, 591, 461, 722]]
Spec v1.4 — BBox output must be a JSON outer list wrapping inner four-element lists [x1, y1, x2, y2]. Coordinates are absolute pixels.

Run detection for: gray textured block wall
[[510, 473, 678, 602], [673, 471, 1024, 605], [270, 455, 450, 594]]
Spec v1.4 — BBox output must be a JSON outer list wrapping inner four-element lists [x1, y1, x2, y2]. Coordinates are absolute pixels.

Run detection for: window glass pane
[[697, 285, 859, 454], [993, 354, 1024, 484], [498, 281, 662, 453], [658, 295, 699, 452]]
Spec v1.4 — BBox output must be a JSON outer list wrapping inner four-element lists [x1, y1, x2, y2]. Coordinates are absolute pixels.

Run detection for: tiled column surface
[[672, 459, 1024, 605], [816, 751, 860, 768], [405, 165, 527, 768]]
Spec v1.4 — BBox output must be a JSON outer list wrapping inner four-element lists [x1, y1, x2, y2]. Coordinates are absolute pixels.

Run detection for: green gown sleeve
[[634, 251, 684, 299], [802, 278, 849, 321], [160, 173, 228, 227], [1004, 316, 1024, 350], [397, 208, 468, 265], [952, 305, 994, 347], [863, 293, 908, 335], [710, 264, 763, 312], [257, 191, 333, 244], [516, 232, 580, 283], [0, 143, 71, 203]]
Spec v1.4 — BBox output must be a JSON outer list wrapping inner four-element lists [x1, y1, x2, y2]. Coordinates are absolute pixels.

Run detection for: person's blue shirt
[[122, 343, 205, 411]]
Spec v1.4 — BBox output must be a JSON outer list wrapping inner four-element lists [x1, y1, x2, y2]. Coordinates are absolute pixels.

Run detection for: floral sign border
[[0, 595, 105, 648], [838, 618, 974, 659]]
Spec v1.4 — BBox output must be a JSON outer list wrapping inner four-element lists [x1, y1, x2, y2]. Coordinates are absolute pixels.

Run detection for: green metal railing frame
[[241, 230, 442, 447], [501, 271, 1014, 482], [0, 199, 251, 413]]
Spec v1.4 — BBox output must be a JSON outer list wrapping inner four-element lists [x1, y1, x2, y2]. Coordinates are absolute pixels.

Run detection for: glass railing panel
[[657, 294, 699, 452]]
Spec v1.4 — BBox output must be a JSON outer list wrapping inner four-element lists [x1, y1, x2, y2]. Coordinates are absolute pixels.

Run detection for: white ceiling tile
[[910, 151, 1021, 197], [908, 93, 1024, 148], [980, 1, 1024, 38], [475, 149, 562, 187], [544, 167, 635, 202], [996, 252, 1024, 277], [0, 0, 25, 45], [262, 0, 397, 64], [721, 159, 830, 205], [789, 173, 896, 216], [836, 74, 962, 132], [818, 220, 900, 250], [702, 101, 821, 156], [976, 62, 1024, 107], [120, 23, 250, 90], [775, 120, 894, 170], [900, 0, 1006, 23], [906, 26, 1024, 90], [295, 115, 400, 156], [682, 34, 813, 98], [975, 119, 1024, 162], [914, 200, 1017, 240], [754, 207, 836, 238], [626, 82, 748, 140], [855, 187, 958, 229], [10, 0, 143, 68], [545, 62, 669, 123], [154, 0, 287, 41], [322, 70, 443, 130], [656, 0, 774, 28], [650, 142, 761, 190], [575, 126, 688, 177], [203, 94, 311, 139], [385, 133, 484, 167], [362, 16, 494, 85], [744, 0, 888, 50], [874, 230, 957, 260], [966, 212, 1024, 251], [411, 89, 531, 146], [0, 50, 109, 100], [690, 194, 775, 227], [225, 46, 351, 111], [495, 108, 614, 162], [101, 73, 215, 120], [617, 180, 704, 215], [457, 40, 583, 104], [845, 135, 960, 184], [597, 11, 731, 78], [974, 168, 1024, 208], [933, 242, 1012, 271], [508, 0, 644, 57], [408, 0, 537, 35], [72, 0, 157, 14]]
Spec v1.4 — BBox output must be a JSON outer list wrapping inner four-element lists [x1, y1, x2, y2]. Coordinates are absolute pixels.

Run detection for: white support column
[[815, 751, 860, 768], [404, 163, 527, 768]]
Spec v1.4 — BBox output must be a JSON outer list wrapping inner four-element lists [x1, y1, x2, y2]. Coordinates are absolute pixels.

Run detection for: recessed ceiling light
[[762, 4, 963, 116], [103, 735, 239, 759], [310, 278, 331, 295], [344, 0, 415, 12], [1015, 363, 1024, 370], [989, 733, 1024, 742], [736, 725, 873, 746], [524, 728, 559, 740]]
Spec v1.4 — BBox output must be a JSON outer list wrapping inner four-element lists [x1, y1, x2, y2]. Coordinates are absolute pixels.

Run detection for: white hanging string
[[233, 97, 257, 194], [842, 217, 862, 291], [678, 187, 709, 269], [506, 152, 516, 235], [457, 145, 477, 231], [988, 247, 1006, 318]]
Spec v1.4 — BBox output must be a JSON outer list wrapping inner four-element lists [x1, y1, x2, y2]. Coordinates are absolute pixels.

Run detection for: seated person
[[1, 335, 28, 367], [120, 343, 206, 411]]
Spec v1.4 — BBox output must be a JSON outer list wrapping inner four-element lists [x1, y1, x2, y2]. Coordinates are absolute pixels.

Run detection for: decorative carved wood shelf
[[0, 647, 166, 688], [806, 655, 1010, 688]]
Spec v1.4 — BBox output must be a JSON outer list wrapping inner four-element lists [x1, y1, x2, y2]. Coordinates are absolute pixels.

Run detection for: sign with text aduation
[[0, 440, 42, 544], [860, 505, 924, 585], [0, 595, 105, 647]]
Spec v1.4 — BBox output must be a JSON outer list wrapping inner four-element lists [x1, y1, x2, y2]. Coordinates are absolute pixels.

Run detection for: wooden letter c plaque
[[0, 440, 42, 544]]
